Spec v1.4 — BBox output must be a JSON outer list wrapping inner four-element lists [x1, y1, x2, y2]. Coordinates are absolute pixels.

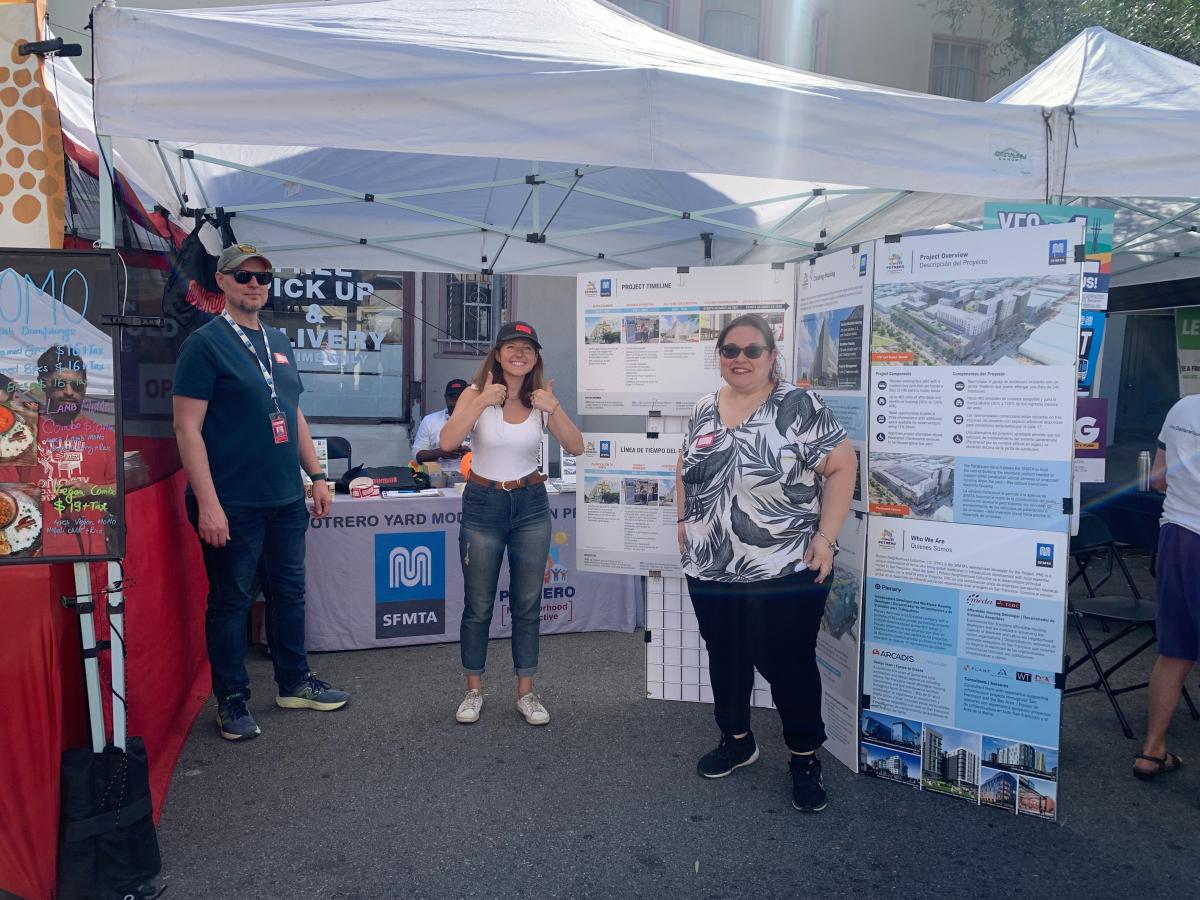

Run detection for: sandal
[[1132, 752, 1183, 781]]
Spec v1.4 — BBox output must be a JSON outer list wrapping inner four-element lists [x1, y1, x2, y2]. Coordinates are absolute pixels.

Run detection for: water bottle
[[1137, 450, 1152, 492]]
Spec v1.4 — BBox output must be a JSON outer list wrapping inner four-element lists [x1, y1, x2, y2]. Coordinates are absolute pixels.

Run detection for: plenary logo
[[859, 253, 869, 276], [885, 253, 905, 274], [1048, 239, 1068, 265], [877, 528, 897, 550], [1035, 542, 1055, 568], [599, 440, 612, 459], [599, 277, 613, 297], [994, 147, 1028, 163], [375, 532, 445, 637]]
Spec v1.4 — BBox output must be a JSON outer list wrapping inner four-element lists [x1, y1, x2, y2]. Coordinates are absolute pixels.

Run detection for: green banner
[[1177, 308, 1200, 396]]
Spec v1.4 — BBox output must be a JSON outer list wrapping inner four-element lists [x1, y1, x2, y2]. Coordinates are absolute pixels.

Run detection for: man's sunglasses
[[225, 269, 273, 286], [718, 343, 768, 360]]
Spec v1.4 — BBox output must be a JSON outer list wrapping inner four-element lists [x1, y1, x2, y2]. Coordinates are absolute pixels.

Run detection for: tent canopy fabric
[[88, 5, 1200, 283]]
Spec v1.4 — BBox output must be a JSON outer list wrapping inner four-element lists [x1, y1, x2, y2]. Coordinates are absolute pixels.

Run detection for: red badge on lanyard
[[270, 412, 289, 444]]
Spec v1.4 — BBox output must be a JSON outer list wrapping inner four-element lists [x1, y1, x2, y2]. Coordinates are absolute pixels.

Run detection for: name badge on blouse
[[270, 412, 289, 444], [695, 433, 715, 449]]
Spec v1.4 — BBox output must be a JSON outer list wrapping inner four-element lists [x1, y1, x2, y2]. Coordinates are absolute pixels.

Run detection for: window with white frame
[[702, 0, 761, 58], [610, 0, 670, 28], [930, 37, 988, 100], [440, 274, 504, 355]]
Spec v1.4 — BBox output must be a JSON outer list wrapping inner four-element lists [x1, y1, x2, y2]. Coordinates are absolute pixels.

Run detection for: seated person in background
[[413, 378, 470, 473]]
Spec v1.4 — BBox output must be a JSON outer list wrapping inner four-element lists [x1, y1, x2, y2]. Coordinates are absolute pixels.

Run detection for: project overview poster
[[868, 225, 1083, 532], [576, 265, 794, 416], [0, 252, 124, 564], [575, 433, 683, 577], [795, 245, 873, 512], [860, 517, 1067, 821], [983, 202, 1114, 311]]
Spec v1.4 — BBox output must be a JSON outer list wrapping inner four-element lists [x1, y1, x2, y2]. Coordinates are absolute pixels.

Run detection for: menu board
[[0, 250, 124, 563]]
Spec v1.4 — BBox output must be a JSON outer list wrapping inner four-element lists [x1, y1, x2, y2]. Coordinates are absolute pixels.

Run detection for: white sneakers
[[517, 692, 550, 726], [455, 688, 483, 723], [456, 688, 551, 725]]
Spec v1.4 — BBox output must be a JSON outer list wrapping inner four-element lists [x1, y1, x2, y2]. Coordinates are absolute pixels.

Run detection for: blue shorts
[[1156, 523, 1200, 661]]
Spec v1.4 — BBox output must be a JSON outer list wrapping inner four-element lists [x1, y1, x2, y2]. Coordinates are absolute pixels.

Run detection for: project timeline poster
[[576, 433, 683, 577], [576, 265, 793, 416], [860, 517, 1067, 820], [795, 245, 873, 513], [868, 225, 1083, 532]]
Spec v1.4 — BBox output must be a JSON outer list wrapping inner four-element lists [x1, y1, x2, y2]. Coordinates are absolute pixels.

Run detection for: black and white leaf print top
[[680, 383, 847, 583]]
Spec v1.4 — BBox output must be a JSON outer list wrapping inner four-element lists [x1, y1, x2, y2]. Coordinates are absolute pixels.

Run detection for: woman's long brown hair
[[470, 340, 545, 408]]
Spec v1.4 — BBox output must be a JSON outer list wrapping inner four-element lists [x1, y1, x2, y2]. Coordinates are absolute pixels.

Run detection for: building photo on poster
[[0, 250, 124, 563]]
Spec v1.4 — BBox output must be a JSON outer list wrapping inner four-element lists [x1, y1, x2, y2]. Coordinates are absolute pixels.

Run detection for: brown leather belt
[[466, 470, 548, 491]]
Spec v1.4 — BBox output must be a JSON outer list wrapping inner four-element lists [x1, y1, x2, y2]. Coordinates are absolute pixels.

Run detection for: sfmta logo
[[389, 545, 432, 588]]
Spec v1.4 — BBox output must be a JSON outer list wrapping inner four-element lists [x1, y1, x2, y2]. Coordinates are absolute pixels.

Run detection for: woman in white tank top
[[439, 321, 584, 726]]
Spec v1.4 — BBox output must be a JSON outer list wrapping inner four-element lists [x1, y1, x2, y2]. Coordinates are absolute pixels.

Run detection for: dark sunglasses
[[719, 343, 768, 360], [226, 269, 273, 286]]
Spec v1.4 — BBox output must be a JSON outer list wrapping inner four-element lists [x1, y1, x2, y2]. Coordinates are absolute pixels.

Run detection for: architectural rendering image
[[1018, 776, 1058, 820], [982, 736, 1059, 780], [622, 315, 660, 344], [868, 453, 955, 519], [659, 314, 700, 343], [584, 315, 621, 345], [860, 744, 921, 787], [871, 274, 1080, 366], [583, 476, 619, 505], [860, 711, 921, 752], [795, 306, 864, 390], [980, 768, 1018, 812], [922, 725, 982, 801], [622, 478, 659, 506]]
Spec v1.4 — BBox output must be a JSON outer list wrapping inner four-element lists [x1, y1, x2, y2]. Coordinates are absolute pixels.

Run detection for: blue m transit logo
[[1048, 239, 1068, 265], [375, 532, 444, 602], [1035, 543, 1055, 568]]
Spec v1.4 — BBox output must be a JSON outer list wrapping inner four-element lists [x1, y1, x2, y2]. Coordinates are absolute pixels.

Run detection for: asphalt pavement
[[152, 547, 1200, 900]]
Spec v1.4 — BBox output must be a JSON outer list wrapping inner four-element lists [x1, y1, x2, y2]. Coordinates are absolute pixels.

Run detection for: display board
[[796, 245, 873, 512], [576, 264, 793, 415], [576, 433, 682, 577], [983, 203, 1113, 312], [868, 225, 1082, 532], [0, 250, 124, 563], [1178, 308, 1200, 397]]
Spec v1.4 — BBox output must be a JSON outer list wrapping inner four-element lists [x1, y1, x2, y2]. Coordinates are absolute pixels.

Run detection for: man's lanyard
[[221, 311, 280, 411]]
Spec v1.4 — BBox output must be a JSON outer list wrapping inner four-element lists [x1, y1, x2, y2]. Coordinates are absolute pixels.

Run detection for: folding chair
[[1065, 513, 1200, 738]]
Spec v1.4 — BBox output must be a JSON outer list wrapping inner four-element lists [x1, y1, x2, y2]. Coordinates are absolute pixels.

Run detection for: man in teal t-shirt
[[173, 243, 350, 742]]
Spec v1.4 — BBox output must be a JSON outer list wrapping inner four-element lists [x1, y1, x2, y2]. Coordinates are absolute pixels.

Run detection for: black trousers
[[686, 569, 830, 753]]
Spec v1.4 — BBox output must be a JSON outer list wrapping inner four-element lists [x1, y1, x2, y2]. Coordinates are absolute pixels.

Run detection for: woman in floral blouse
[[675, 313, 856, 813]]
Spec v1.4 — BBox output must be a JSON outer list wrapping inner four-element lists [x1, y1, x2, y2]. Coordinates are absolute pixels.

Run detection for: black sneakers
[[696, 731, 760, 778], [789, 754, 827, 813]]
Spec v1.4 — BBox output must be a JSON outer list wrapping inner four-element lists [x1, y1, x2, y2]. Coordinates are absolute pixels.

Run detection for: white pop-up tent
[[86, 0, 1059, 274], [88, 3, 1200, 282]]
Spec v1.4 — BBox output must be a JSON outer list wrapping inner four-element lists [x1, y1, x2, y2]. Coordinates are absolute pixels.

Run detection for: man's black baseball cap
[[445, 378, 468, 396], [495, 321, 542, 349]]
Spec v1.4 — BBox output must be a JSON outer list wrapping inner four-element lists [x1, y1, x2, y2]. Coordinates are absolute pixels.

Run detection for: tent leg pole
[[75, 561, 106, 753], [107, 561, 127, 752], [98, 134, 116, 250]]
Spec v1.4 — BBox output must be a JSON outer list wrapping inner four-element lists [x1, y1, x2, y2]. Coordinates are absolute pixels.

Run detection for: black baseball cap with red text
[[495, 321, 541, 349]]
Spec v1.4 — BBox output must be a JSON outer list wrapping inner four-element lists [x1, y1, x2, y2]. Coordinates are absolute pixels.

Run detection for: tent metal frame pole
[[74, 562, 106, 753], [731, 194, 821, 264], [107, 562, 127, 751], [1113, 201, 1200, 252]]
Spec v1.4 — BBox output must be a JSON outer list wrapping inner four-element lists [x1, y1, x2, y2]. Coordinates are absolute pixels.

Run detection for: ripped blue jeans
[[458, 481, 551, 676]]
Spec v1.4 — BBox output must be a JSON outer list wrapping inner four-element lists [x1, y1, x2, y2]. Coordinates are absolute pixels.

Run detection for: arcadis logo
[[375, 532, 446, 637], [871, 648, 915, 663], [1035, 542, 1055, 568], [1048, 239, 1068, 265]]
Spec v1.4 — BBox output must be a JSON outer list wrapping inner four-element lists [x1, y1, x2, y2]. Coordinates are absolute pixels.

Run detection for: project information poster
[[983, 202, 1113, 312], [576, 265, 793, 416], [868, 226, 1082, 532], [817, 512, 867, 772], [860, 517, 1066, 820], [796, 246, 872, 512], [576, 433, 683, 577], [0, 251, 124, 564]]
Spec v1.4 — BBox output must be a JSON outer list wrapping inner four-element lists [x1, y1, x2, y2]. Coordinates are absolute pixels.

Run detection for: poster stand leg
[[73, 560, 106, 753], [107, 560, 127, 751]]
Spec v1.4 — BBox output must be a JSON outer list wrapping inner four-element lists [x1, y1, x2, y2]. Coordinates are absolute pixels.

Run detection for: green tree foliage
[[934, 0, 1200, 69]]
